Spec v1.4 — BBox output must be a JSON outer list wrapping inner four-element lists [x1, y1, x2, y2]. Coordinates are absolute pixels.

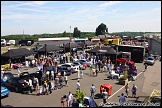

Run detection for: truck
[[117, 45, 145, 63], [18, 40, 34, 46], [1, 39, 6, 47]]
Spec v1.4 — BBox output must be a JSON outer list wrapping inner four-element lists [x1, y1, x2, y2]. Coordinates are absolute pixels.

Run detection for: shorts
[[126, 89, 129, 94], [132, 91, 136, 95]]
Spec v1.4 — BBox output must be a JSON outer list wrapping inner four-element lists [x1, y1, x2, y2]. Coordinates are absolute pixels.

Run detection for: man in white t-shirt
[[66, 92, 73, 107], [76, 80, 80, 90]]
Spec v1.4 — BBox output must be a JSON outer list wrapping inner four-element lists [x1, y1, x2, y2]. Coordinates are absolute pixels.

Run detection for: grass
[[1, 44, 36, 54]]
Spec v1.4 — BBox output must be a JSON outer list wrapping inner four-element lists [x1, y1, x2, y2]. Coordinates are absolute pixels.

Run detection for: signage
[[98, 50, 107, 52]]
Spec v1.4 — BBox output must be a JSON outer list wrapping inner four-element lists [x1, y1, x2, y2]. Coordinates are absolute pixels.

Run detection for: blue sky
[[1, 1, 161, 36]]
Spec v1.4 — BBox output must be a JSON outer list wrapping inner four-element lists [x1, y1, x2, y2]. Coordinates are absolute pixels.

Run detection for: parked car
[[1, 86, 9, 98], [59, 64, 76, 74], [2, 72, 14, 83], [19, 72, 30, 80], [73, 62, 85, 70], [77, 59, 93, 67], [145, 57, 155, 65], [65, 63, 79, 72], [3, 77, 31, 93], [75, 61, 87, 69], [57, 66, 74, 76]]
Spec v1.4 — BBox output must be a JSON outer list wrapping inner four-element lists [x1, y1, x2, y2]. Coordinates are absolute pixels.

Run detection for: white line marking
[[108, 71, 143, 100]]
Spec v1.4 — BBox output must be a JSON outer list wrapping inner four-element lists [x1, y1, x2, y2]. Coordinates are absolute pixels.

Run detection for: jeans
[[91, 92, 95, 99]]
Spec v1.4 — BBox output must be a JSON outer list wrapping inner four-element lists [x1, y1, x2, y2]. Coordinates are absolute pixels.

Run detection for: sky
[[1, 1, 161, 36]]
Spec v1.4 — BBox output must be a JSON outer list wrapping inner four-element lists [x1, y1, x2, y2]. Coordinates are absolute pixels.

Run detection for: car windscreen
[[148, 58, 154, 60]]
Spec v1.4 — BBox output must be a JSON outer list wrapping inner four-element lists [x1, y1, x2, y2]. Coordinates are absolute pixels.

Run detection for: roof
[[38, 44, 63, 52], [63, 42, 81, 48], [1, 48, 36, 58], [38, 37, 70, 41]]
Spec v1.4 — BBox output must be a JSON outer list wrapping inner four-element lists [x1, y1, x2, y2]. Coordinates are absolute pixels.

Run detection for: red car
[[116, 58, 135, 65], [11, 63, 24, 69]]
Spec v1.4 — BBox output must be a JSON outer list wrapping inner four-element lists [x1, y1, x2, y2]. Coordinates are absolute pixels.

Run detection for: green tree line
[[1, 23, 160, 41]]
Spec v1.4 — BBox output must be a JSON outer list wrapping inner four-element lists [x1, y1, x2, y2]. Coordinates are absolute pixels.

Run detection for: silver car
[[145, 57, 155, 65], [76, 59, 93, 67]]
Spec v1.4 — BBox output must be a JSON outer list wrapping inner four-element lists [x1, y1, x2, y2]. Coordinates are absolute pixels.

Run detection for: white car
[[73, 62, 85, 70], [64, 63, 79, 72]]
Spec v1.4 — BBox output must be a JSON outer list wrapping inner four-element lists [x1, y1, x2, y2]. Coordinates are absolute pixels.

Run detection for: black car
[[3, 77, 31, 93], [19, 72, 30, 80]]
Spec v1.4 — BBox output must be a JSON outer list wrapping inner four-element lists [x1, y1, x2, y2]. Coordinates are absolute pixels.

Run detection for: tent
[[86, 46, 117, 55], [38, 44, 63, 52], [1, 48, 36, 58]]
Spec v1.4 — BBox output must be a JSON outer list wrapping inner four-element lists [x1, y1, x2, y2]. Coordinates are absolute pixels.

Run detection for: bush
[[74, 90, 86, 103], [120, 70, 128, 80]]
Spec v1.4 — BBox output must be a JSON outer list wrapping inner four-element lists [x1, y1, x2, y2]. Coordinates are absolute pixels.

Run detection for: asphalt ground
[[1, 60, 161, 107]]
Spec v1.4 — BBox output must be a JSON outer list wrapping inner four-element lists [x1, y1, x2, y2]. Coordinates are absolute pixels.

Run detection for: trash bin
[[100, 84, 112, 96]]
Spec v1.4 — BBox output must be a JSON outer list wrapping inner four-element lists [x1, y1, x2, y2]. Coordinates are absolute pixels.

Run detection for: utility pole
[[70, 26, 71, 56], [23, 29, 24, 40]]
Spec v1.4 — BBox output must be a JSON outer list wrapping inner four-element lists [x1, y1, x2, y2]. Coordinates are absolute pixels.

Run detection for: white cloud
[[98, 1, 122, 8], [32, 1, 48, 5]]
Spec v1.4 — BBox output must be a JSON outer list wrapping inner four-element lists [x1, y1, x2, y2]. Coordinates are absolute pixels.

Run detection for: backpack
[[91, 86, 95, 93]]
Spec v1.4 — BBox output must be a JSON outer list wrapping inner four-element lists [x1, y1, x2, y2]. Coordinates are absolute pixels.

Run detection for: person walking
[[95, 69, 98, 77], [131, 84, 137, 98], [51, 70, 55, 81], [89, 65, 92, 76], [76, 80, 80, 90], [48, 80, 52, 94], [80, 69, 84, 79], [90, 84, 96, 99], [64, 75, 68, 87], [61, 95, 66, 107], [125, 83, 130, 97], [77, 68, 81, 79], [66, 92, 73, 107], [28, 78, 33, 94], [144, 63, 148, 72], [119, 93, 126, 106], [102, 89, 108, 104]]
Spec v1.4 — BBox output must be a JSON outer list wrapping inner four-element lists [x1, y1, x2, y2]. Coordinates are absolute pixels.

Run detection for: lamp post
[[45, 44, 47, 58], [37, 43, 39, 59]]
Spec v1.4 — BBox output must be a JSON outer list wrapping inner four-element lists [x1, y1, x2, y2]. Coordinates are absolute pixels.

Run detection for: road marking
[[108, 71, 143, 100]]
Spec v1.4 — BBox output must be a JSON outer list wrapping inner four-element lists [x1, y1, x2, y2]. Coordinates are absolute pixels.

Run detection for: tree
[[95, 23, 108, 36], [75, 90, 85, 104], [73, 27, 81, 37], [62, 31, 67, 37]]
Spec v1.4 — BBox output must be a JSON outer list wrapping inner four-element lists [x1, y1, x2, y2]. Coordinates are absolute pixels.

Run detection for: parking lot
[[2, 60, 159, 107]]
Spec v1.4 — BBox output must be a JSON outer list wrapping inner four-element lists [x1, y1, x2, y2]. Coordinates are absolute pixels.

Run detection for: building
[[38, 37, 72, 46]]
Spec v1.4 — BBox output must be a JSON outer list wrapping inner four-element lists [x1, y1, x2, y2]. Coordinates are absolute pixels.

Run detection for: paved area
[[1, 60, 161, 107], [100, 60, 161, 107]]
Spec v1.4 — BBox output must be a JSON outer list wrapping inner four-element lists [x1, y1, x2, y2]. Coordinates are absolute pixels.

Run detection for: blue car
[[1, 86, 9, 98]]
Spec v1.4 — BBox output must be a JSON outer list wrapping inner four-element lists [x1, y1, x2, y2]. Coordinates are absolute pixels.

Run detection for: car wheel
[[15, 87, 19, 93]]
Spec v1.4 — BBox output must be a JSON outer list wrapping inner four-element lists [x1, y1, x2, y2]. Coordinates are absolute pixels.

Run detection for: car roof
[[65, 63, 72, 65]]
